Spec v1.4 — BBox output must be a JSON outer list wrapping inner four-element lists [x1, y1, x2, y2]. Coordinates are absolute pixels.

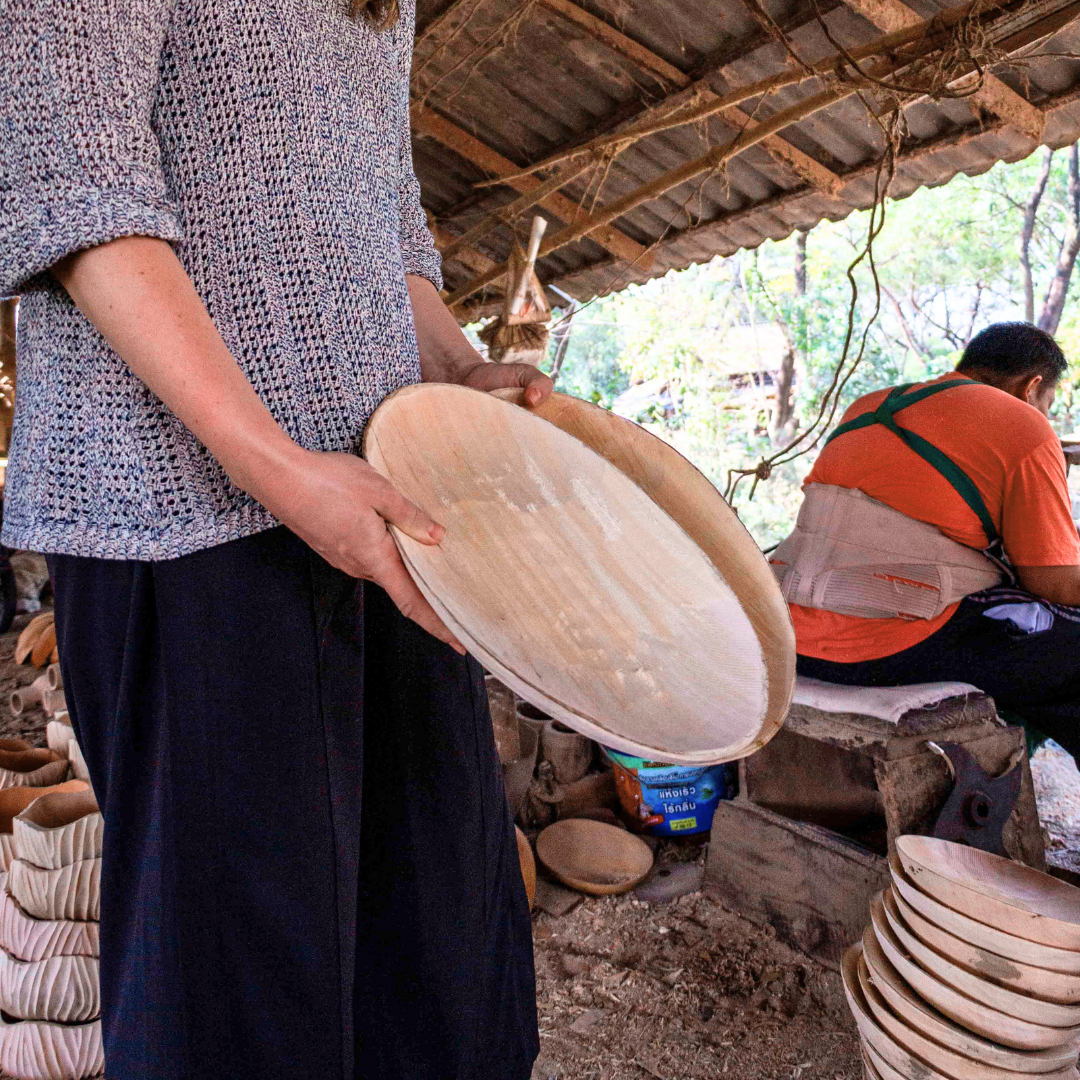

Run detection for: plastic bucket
[[602, 748, 738, 836]]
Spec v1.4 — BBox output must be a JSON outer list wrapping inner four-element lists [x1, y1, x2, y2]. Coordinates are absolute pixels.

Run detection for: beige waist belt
[[769, 484, 1003, 620]]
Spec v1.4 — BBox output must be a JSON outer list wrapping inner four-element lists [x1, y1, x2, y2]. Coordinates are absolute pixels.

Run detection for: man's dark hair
[[958, 322, 1067, 385]]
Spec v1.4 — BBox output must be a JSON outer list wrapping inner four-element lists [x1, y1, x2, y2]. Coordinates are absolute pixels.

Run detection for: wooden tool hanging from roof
[[478, 216, 551, 365]]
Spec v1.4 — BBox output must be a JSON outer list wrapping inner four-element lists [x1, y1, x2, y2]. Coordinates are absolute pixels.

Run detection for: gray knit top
[[0, 0, 441, 559]]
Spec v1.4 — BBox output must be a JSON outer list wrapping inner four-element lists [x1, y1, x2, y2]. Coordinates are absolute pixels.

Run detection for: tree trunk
[[770, 230, 806, 440], [1039, 142, 1080, 336], [1020, 146, 1053, 324], [547, 300, 577, 386], [0, 299, 17, 461]]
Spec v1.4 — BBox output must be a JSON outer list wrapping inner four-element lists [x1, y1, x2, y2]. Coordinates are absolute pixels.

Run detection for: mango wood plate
[[842, 942, 952, 1080], [890, 853, 1080, 976], [862, 924, 1079, 1073], [898, 836, 1080, 951], [535, 818, 652, 895], [892, 880, 1080, 1004], [869, 893, 1077, 1050], [515, 826, 536, 909], [365, 385, 789, 763], [862, 1042, 909, 1080], [858, 949, 1077, 1079], [882, 887, 1080, 1027]]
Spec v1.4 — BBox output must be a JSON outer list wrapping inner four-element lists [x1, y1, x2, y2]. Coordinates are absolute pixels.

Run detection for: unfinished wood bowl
[[862, 924, 1079, 1073], [14, 615, 53, 667], [0, 949, 99, 1023], [892, 881, 1080, 1004], [0, 878, 98, 961], [364, 384, 792, 765], [66, 743, 89, 786], [44, 722, 73, 760], [516, 826, 536, 909], [535, 818, 652, 895], [0, 742, 68, 792], [0, 1014, 103, 1080], [857, 949, 1077, 1079], [8, 859, 100, 923], [30, 626, 56, 671], [869, 893, 1077, 1050], [842, 942, 951, 1080], [492, 388, 796, 756], [882, 887, 1080, 1028], [863, 1044, 906, 1080], [898, 836, 1080, 951], [890, 853, 1080, 976], [14, 793, 101, 871], [0, 782, 90, 837]]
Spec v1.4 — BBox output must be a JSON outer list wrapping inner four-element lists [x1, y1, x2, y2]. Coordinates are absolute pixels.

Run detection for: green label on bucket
[[601, 748, 737, 837]]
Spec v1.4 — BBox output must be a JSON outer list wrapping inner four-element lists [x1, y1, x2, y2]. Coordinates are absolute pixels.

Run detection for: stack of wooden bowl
[[844, 835, 1080, 1080], [0, 782, 103, 1080]]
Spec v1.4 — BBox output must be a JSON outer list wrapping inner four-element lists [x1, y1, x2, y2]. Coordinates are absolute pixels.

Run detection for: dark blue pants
[[798, 588, 1080, 759], [48, 526, 538, 1080]]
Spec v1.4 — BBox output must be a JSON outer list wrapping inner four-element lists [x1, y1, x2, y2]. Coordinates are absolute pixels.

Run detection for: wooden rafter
[[411, 107, 650, 266], [540, 0, 842, 192], [444, 0, 1080, 308], [840, 0, 1046, 142]]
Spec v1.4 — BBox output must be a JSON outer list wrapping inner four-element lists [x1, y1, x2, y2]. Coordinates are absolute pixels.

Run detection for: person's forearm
[[406, 274, 484, 384], [53, 236, 303, 506]]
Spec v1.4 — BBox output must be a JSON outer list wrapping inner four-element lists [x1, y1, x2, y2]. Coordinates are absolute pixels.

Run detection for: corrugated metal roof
[[411, 0, 1080, 313]]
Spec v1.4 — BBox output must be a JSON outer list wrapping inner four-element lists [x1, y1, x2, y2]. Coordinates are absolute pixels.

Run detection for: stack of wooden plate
[[844, 836, 1080, 1080]]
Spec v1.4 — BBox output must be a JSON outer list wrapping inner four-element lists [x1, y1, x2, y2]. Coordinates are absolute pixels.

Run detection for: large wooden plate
[[862, 924, 1079, 1073], [890, 853, 1080, 975], [882, 887, 1080, 1027], [869, 893, 1077, 1050], [892, 882, 1080, 1004], [898, 837, 1080, 951], [858, 949, 1077, 1079], [365, 385, 791, 763]]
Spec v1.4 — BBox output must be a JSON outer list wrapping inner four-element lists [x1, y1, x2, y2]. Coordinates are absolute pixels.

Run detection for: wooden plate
[[892, 881, 1080, 1004], [882, 887, 1080, 1027], [897, 836, 1080, 951], [862, 925, 1079, 1073], [535, 819, 653, 895], [862, 1042, 910, 1080], [890, 853, 1080, 976], [841, 942, 951, 1080], [869, 893, 1077, 1050], [515, 826, 536, 909], [858, 950, 1077, 1079], [364, 385, 789, 764], [490, 388, 795, 757]]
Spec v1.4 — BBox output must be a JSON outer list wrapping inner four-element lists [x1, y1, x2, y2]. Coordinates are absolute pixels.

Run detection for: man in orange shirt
[[773, 322, 1080, 755]]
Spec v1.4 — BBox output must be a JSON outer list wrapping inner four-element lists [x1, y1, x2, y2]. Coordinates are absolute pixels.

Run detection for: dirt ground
[[4, 610, 1080, 1080]]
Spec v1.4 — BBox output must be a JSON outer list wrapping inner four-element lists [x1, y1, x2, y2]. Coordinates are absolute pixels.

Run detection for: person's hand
[[449, 359, 554, 407], [260, 448, 465, 654]]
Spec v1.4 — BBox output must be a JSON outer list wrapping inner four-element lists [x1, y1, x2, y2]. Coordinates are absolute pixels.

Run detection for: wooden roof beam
[[541, 0, 842, 192], [839, 0, 1046, 142], [411, 106, 651, 267]]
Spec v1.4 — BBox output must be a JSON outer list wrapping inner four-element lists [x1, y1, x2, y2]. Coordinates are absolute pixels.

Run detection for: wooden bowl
[[898, 836, 1080, 951], [890, 853, 1080, 976], [365, 385, 791, 765], [535, 819, 653, 895], [892, 880, 1080, 1004], [862, 1043, 908, 1080], [882, 887, 1080, 1027], [869, 893, 1078, 1050], [491, 388, 796, 758], [862, 924, 1079, 1073], [841, 942, 951, 1080], [515, 826, 536, 909], [857, 949, 1077, 1079]]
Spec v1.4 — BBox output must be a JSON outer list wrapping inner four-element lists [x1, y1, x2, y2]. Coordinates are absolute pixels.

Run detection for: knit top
[[0, 0, 442, 560]]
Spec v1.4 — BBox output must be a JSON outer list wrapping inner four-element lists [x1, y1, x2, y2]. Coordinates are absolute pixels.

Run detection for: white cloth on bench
[[792, 675, 983, 724]]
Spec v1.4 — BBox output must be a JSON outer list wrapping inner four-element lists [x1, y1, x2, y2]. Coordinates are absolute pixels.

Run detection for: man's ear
[[1021, 372, 1045, 405]]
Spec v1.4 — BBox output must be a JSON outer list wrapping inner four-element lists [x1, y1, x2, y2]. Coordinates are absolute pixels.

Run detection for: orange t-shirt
[[790, 372, 1080, 663]]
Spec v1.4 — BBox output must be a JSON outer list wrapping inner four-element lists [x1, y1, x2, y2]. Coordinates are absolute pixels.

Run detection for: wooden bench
[[704, 680, 1044, 967]]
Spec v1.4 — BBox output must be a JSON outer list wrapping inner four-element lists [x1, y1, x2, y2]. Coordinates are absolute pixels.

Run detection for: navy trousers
[[47, 526, 538, 1080], [797, 588, 1080, 760]]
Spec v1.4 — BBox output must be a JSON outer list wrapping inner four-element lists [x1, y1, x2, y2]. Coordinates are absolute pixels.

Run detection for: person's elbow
[[1014, 564, 1080, 607]]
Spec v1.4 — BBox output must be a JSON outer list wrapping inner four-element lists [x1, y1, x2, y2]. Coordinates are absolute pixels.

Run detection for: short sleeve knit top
[[0, 0, 442, 560]]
